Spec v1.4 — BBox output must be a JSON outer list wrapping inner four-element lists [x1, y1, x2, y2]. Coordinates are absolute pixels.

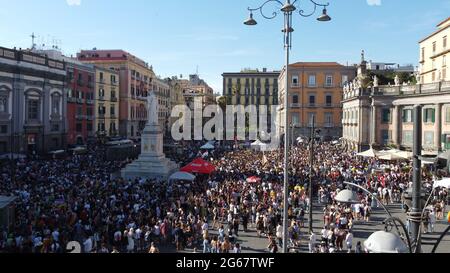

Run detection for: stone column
[[392, 105, 400, 147], [371, 103, 378, 146], [434, 103, 443, 151]]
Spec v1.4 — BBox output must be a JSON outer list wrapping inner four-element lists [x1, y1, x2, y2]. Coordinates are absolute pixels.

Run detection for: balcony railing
[[86, 99, 94, 105], [98, 96, 106, 101], [375, 81, 450, 96], [111, 97, 118, 102], [67, 97, 77, 103], [290, 103, 301, 108], [76, 98, 84, 104]]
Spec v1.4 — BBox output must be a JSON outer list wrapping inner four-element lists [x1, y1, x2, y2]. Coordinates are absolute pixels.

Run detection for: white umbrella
[[433, 178, 450, 189], [379, 153, 407, 161], [357, 148, 383, 158], [200, 143, 215, 150], [169, 172, 196, 182]]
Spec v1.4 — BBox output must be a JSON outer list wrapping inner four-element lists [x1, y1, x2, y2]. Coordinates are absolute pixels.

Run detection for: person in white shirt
[[276, 224, 283, 246], [345, 232, 353, 253], [83, 236, 93, 253], [309, 231, 317, 253]]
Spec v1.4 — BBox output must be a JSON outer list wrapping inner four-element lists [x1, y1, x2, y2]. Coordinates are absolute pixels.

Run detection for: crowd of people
[[0, 141, 448, 253]]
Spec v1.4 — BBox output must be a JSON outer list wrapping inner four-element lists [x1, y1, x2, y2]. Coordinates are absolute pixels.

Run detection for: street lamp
[[244, 0, 331, 253]]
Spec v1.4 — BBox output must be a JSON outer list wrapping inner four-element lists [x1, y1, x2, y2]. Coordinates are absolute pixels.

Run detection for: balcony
[[111, 97, 118, 102], [98, 113, 106, 119], [76, 98, 84, 104], [86, 116, 95, 121], [110, 114, 117, 119], [86, 99, 95, 105], [98, 96, 106, 101], [291, 83, 300, 88], [77, 79, 84, 86], [99, 78, 105, 84], [111, 80, 117, 86], [307, 104, 317, 108], [290, 103, 301, 108], [75, 115, 85, 120]]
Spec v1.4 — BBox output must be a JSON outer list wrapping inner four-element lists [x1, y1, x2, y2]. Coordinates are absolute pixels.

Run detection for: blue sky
[[0, 0, 449, 93]]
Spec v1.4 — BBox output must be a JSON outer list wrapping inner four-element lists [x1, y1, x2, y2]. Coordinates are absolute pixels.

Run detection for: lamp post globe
[[334, 189, 360, 204], [364, 231, 409, 253]]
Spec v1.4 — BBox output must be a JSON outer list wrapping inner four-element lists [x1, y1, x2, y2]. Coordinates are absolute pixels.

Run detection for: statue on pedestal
[[147, 92, 158, 125], [394, 75, 400, 86], [373, 75, 379, 87]]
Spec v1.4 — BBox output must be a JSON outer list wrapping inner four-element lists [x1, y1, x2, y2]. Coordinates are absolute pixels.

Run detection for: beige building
[[95, 67, 119, 138], [343, 19, 450, 154], [279, 62, 356, 140], [419, 17, 449, 84]]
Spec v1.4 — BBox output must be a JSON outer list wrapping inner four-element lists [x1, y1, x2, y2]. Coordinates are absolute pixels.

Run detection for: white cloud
[[66, 0, 81, 6], [367, 0, 381, 6]]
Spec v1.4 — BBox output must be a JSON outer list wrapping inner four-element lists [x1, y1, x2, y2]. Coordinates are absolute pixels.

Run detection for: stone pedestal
[[121, 122, 178, 180]]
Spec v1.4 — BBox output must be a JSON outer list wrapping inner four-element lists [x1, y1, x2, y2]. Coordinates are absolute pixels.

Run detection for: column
[[371, 102, 378, 146], [434, 103, 443, 151], [392, 105, 400, 147]]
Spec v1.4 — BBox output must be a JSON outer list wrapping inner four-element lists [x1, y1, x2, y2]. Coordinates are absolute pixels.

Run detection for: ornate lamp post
[[244, 0, 331, 253]]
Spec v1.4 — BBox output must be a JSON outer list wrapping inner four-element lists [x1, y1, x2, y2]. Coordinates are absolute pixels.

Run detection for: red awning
[[180, 158, 216, 174]]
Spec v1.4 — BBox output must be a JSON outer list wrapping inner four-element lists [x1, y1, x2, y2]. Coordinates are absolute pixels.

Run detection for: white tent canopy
[[200, 143, 215, 150], [169, 172, 196, 182], [357, 148, 384, 158], [433, 178, 450, 189]]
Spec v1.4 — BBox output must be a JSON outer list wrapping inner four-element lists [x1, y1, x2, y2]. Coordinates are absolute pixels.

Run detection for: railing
[[76, 98, 84, 104], [375, 81, 450, 96], [111, 97, 118, 102], [86, 99, 94, 105], [290, 103, 301, 108], [67, 97, 77, 103], [75, 115, 85, 120], [98, 96, 105, 101]]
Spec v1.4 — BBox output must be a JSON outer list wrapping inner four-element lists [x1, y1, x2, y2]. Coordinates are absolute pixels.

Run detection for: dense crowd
[[0, 142, 448, 253]]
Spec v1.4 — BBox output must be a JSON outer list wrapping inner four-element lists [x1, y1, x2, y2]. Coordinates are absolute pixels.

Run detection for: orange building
[[278, 62, 356, 140]]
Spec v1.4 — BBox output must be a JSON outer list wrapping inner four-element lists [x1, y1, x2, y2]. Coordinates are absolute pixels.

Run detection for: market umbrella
[[180, 158, 216, 174], [357, 148, 383, 158], [169, 172, 196, 182], [378, 153, 406, 161], [246, 176, 262, 184]]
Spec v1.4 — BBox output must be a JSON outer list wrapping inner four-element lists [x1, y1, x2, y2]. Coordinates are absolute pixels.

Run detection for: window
[[325, 113, 333, 127], [87, 123, 93, 132], [443, 55, 447, 67], [51, 124, 59, 132], [110, 106, 115, 116], [99, 72, 104, 81], [402, 109, 413, 123], [51, 94, 60, 114], [433, 41, 437, 54], [382, 108, 391, 123], [292, 113, 300, 126], [325, 75, 333, 87], [292, 76, 299, 87], [424, 131, 435, 146], [308, 113, 316, 127], [444, 36, 448, 50], [432, 72, 436, 82], [76, 106, 82, 116], [382, 130, 391, 145], [27, 99, 39, 120], [111, 75, 116, 84], [309, 95, 316, 106], [292, 95, 299, 104], [76, 123, 82, 132], [402, 131, 413, 145], [432, 59, 436, 69], [99, 88, 105, 98], [111, 90, 116, 99], [0, 97, 7, 112], [326, 95, 332, 106], [446, 107, 450, 123], [421, 48, 425, 61], [424, 108, 436, 123], [341, 75, 349, 85], [0, 125, 7, 134], [308, 75, 316, 87]]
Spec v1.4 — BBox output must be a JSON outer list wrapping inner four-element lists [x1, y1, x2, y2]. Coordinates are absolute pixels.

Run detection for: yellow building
[[419, 17, 449, 84], [95, 66, 119, 138]]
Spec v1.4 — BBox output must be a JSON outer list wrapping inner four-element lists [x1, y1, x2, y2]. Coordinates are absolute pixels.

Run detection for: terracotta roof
[[437, 17, 450, 27], [289, 62, 344, 67]]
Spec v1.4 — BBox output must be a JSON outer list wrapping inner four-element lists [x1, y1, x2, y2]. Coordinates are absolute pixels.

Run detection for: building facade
[[0, 47, 67, 155], [419, 17, 449, 84], [343, 17, 450, 154], [78, 50, 155, 139], [153, 77, 171, 135], [95, 67, 119, 139], [222, 68, 280, 136], [278, 62, 356, 140]]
